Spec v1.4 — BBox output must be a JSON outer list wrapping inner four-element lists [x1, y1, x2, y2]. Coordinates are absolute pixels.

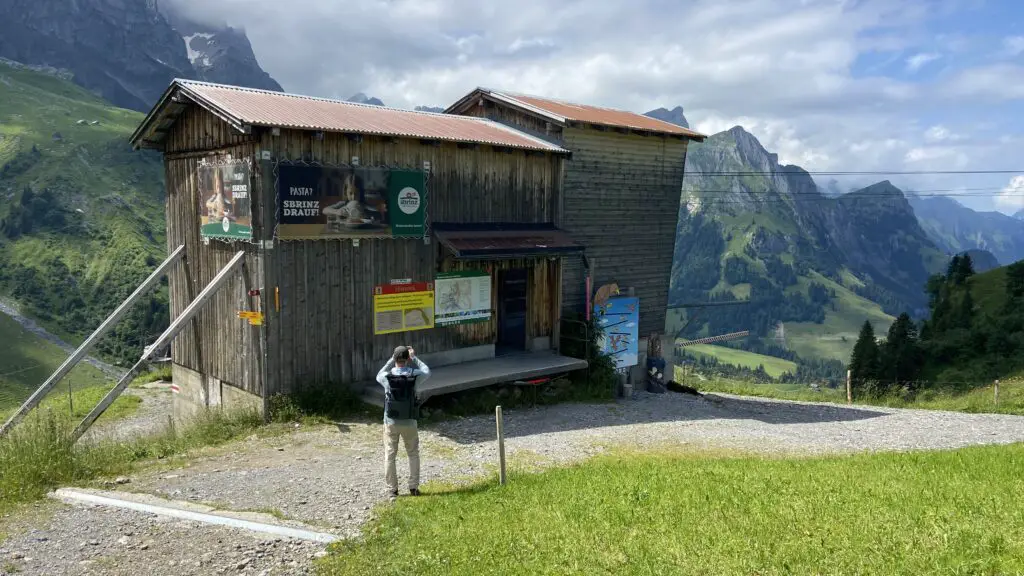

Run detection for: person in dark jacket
[[375, 345, 430, 496]]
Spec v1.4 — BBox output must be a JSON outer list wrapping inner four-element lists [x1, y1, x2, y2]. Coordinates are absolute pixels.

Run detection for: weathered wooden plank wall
[[560, 128, 689, 335], [163, 106, 267, 396], [260, 127, 567, 394], [462, 101, 564, 144]]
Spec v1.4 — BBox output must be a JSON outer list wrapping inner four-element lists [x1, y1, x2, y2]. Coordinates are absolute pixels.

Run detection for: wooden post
[[67, 377, 74, 416], [846, 370, 852, 404], [995, 380, 1000, 406], [495, 406, 506, 486]]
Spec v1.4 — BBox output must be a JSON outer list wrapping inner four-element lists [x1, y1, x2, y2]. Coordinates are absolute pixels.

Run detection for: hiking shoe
[[409, 488, 421, 496]]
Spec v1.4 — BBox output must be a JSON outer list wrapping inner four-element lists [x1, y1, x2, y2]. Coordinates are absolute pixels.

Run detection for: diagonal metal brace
[[0, 245, 186, 439], [70, 250, 247, 443]]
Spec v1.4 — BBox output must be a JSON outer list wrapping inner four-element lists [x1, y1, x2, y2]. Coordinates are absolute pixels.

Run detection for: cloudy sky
[[168, 0, 1024, 214]]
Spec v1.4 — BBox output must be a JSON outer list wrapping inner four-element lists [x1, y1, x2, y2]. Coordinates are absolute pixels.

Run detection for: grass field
[[691, 376, 1024, 416], [680, 343, 797, 378], [318, 444, 1024, 575], [0, 311, 110, 414], [786, 271, 894, 362]]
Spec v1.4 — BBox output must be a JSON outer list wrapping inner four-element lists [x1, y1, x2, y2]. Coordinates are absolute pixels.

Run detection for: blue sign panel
[[594, 296, 639, 369]]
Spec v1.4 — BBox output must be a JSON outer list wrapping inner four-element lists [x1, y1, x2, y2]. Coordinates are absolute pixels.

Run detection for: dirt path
[[81, 382, 174, 445], [4, 391, 1024, 575]]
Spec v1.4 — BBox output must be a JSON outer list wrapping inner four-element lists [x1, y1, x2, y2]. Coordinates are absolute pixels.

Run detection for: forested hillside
[[670, 127, 945, 373], [850, 254, 1024, 391], [0, 60, 167, 363]]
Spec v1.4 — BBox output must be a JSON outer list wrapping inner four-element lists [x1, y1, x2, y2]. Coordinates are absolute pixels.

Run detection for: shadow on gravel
[[429, 391, 890, 445]]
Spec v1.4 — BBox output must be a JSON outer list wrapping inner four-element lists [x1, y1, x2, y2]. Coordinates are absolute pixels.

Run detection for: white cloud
[[944, 64, 1024, 101], [996, 175, 1024, 211], [905, 52, 940, 72], [924, 125, 963, 142], [161, 0, 1024, 213], [1003, 36, 1024, 57]]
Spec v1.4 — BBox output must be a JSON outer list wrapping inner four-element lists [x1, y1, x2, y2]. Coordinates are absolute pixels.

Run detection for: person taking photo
[[375, 345, 430, 497]]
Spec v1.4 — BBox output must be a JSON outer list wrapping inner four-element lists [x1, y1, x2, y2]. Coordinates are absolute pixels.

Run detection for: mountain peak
[[643, 106, 689, 129], [348, 93, 385, 106], [849, 180, 904, 197]]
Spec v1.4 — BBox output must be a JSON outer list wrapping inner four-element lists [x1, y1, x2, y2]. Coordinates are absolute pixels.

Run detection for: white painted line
[[51, 489, 339, 544]]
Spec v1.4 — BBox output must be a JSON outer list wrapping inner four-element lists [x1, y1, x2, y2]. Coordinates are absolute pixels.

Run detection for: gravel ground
[[5, 390, 1024, 575], [0, 501, 324, 575], [81, 383, 174, 445]]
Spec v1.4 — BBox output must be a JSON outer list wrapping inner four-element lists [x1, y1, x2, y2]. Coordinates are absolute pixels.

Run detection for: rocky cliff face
[[908, 195, 1024, 266], [0, 0, 281, 112], [677, 125, 945, 316], [163, 9, 282, 94], [644, 106, 690, 129]]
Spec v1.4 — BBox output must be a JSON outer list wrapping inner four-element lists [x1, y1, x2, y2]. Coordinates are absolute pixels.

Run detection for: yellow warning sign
[[238, 311, 264, 326]]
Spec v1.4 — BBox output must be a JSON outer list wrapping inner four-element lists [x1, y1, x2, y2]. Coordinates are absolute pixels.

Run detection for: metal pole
[[995, 380, 1000, 406], [68, 377, 73, 416], [0, 245, 185, 438], [70, 250, 246, 443], [496, 405, 506, 486]]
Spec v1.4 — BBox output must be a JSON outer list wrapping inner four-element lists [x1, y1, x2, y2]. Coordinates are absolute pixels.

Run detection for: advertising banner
[[373, 282, 435, 335], [435, 270, 492, 326], [198, 157, 253, 241], [276, 164, 427, 239], [594, 296, 639, 369]]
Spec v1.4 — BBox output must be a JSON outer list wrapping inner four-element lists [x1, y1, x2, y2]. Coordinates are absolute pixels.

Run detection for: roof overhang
[[132, 81, 573, 155], [433, 222, 584, 260], [445, 87, 708, 143], [130, 79, 251, 151]]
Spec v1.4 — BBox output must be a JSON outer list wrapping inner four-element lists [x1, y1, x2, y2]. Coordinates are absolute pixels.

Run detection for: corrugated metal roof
[[131, 80, 569, 153], [449, 88, 706, 140]]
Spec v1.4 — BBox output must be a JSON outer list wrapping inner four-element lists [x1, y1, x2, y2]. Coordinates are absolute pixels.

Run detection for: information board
[[435, 270, 491, 326], [373, 282, 435, 335]]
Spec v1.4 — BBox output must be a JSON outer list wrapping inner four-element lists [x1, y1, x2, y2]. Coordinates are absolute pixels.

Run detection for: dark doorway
[[497, 268, 528, 354]]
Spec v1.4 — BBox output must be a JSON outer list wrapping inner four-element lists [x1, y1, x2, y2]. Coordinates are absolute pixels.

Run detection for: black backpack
[[385, 374, 419, 420]]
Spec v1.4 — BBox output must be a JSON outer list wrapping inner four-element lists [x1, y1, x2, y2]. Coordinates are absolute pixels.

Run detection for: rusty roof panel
[[154, 80, 568, 153], [478, 89, 705, 139]]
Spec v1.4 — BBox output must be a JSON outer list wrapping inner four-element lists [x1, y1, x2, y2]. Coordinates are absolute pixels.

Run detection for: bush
[[268, 385, 369, 424]]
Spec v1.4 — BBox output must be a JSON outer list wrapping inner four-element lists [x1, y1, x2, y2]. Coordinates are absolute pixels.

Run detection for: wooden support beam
[[0, 245, 186, 439], [70, 250, 247, 443]]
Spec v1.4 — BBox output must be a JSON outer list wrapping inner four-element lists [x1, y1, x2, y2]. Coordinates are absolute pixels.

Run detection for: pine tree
[[956, 288, 975, 330], [849, 320, 880, 391], [879, 313, 923, 392]]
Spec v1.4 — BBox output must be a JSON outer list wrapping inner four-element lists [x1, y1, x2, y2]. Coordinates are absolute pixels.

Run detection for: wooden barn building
[[445, 89, 707, 353], [130, 80, 590, 420]]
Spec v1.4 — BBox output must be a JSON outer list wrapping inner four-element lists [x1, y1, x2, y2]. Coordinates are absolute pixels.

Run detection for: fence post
[[495, 406, 506, 485], [995, 380, 1000, 407], [846, 370, 852, 404]]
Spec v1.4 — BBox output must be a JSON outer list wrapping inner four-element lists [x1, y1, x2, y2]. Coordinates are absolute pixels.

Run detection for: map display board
[[435, 270, 491, 326], [373, 282, 435, 335], [594, 296, 639, 369]]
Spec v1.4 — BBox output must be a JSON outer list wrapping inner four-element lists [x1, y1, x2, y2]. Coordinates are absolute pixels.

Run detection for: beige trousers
[[384, 421, 420, 492]]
